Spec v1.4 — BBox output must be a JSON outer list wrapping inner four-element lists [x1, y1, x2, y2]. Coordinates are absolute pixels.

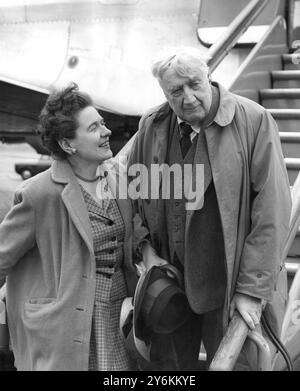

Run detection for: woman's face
[[70, 106, 113, 164]]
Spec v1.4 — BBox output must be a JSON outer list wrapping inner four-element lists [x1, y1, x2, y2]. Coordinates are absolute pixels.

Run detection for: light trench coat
[[128, 83, 292, 352], [0, 158, 137, 371]]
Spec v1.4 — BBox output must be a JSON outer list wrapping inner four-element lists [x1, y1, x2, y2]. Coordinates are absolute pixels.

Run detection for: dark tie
[[180, 123, 193, 158]]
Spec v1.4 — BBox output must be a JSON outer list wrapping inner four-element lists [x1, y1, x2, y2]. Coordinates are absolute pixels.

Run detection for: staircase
[[259, 53, 300, 286]]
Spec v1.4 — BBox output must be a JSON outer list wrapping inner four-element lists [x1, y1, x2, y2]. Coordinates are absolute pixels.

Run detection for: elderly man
[[128, 47, 291, 370]]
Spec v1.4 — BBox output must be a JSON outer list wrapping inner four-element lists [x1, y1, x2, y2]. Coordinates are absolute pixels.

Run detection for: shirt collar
[[177, 117, 201, 134]]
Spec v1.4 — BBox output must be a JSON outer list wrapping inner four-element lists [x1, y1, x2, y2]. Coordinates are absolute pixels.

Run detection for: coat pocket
[[26, 297, 56, 305], [24, 298, 57, 319]]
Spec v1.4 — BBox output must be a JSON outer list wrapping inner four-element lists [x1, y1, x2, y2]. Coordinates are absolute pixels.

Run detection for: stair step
[[285, 158, 300, 185], [286, 257, 300, 275], [286, 257, 300, 289], [272, 70, 300, 88], [260, 89, 300, 109], [269, 109, 300, 132], [280, 132, 300, 142], [289, 227, 300, 257], [280, 132, 300, 158], [261, 88, 300, 97], [282, 54, 300, 70]]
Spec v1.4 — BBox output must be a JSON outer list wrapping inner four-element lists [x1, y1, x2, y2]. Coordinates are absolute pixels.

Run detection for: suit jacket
[[0, 158, 137, 371]]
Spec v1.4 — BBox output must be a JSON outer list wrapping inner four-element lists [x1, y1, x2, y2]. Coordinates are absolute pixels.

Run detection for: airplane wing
[[0, 0, 203, 117], [0, 0, 202, 153], [0, 79, 49, 153]]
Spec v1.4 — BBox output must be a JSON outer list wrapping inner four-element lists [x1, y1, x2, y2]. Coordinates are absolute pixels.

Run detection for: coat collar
[[51, 159, 94, 255], [213, 82, 236, 127], [152, 82, 236, 130], [51, 158, 75, 184]]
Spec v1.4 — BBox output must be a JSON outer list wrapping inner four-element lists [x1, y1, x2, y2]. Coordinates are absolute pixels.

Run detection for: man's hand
[[136, 241, 168, 274], [229, 293, 263, 330]]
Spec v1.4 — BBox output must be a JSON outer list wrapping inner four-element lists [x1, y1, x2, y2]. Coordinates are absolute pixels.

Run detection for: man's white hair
[[151, 46, 211, 81]]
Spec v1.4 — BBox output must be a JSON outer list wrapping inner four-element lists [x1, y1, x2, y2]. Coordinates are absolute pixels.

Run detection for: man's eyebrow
[[189, 76, 201, 82], [169, 84, 183, 91]]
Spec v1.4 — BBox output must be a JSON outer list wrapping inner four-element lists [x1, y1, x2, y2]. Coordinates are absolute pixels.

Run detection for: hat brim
[[119, 271, 153, 362], [133, 269, 152, 361]]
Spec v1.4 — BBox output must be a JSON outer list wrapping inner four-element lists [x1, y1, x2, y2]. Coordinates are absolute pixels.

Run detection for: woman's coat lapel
[[50, 159, 94, 255]]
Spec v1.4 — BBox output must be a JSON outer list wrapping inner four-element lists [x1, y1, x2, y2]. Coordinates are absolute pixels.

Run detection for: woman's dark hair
[[37, 82, 93, 159]]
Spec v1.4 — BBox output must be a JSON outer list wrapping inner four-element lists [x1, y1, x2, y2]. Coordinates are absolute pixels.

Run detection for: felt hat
[[120, 264, 192, 362]]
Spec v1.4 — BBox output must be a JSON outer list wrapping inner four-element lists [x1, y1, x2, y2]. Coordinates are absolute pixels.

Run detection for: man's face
[[159, 67, 212, 127]]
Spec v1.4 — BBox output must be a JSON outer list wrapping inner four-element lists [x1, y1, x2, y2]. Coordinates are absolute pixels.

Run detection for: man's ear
[[58, 139, 76, 155]]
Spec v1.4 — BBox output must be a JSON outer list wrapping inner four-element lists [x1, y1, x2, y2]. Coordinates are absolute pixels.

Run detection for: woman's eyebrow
[[87, 120, 99, 130]]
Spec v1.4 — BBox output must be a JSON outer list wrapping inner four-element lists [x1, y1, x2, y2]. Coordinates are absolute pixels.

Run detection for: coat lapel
[[204, 124, 241, 288], [103, 159, 132, 240], [151, 104, 177, 243], [152, 103, 174, 165], [51, 160, 94, 255]]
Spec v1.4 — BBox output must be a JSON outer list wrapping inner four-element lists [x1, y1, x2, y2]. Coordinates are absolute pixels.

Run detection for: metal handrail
[[247, 330, 272, 371], [209, 313, 249, 371], [287, 0, 295, 48], [209, 315, 272, 371], [206, 0, 269, 73]]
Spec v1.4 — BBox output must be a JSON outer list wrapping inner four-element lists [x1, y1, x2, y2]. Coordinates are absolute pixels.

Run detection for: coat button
[[109, 249, 114, 254], [111, 236, 117, 242], [107, 220, 114, 226], [257, 273, 262, 278]]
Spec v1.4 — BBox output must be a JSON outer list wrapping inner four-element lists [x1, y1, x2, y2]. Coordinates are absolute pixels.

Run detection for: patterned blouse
[[80, 185, 134, 371]]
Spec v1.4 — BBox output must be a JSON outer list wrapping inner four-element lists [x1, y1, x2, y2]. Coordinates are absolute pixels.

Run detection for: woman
[[0, 83, 137, 371]]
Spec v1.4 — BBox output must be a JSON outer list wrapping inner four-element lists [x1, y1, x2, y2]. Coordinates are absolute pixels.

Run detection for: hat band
[[142, 278, 191, 334]]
